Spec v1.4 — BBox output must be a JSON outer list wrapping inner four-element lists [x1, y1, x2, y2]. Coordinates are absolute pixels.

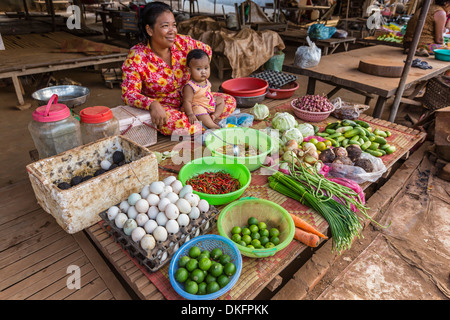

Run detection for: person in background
[[403, 0, 450, 56], [182, 49, 225, 130], [121, 2, 236, 136]]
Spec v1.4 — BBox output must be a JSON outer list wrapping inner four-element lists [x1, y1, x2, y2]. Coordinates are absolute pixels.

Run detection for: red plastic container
[[221, 77, 269, 97], [266, 81, 299, 100]]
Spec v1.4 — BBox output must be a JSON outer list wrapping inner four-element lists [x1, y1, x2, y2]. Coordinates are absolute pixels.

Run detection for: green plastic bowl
[[217, 198, 295, 258], [434, 49, 450, 61], [178, 156, 251, 206], [204, 127, 273, 171]]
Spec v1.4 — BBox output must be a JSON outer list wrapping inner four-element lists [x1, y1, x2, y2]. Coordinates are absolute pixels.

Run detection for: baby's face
[[188, 55, 211, 82]]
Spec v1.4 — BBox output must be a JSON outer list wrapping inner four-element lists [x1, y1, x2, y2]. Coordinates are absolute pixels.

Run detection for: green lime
[[224, 262, 237, 276], [265, 242, 275, 248], [189, 246, 201, 259], [231, 233, 241, 243], [206, 281, 220, 294], [185, 280, 198, 295], [199, 257, 212, 271], [190, 268, 205, 283], [251, 231, 260, 240], [175, 267, 189, 283], [246, 244, 255, 249], [249, 224, 259, 233], [242, 234, 252, 244], [200, 250, 210, 258], [251, 239, 261, 247], [248, 217, 258, 226], [209, 262, 223, 277], [210, 248, 222, 260], [257, 221, 267, 230], [259, 235, 269, 246], [178, 256, 191, 268], [198, 282, 207, 295], [259, 228, 269, 237], [309, 138, 319, 145], [270, 236, 280, 245], [269, 228, 280, 238], [238, 240, 247, 247], [217, 274, 230, 288], [186, 258, 198, 272], [197, 253, 209, 261], [241, 227, 251, 235], [231, 226, 241, 234], [205, 274, 216, 284], [219, 254, 231, 265]]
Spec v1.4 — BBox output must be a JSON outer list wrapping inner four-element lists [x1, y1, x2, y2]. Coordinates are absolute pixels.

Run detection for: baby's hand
[[187, 114, 198, 124]]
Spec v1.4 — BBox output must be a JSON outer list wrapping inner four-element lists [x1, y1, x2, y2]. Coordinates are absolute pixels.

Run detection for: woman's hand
[[149, 101, 167, 128]]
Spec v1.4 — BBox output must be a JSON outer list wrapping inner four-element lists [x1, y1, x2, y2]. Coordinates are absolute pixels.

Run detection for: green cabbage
[[250, 103, 270, 120], [281, 127, 304, 145], [297, 123, 315, 138], [272, 112, 297, 133]]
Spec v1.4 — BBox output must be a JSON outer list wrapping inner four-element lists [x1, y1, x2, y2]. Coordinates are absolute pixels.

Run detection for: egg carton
[[99, 206, 220, 272]]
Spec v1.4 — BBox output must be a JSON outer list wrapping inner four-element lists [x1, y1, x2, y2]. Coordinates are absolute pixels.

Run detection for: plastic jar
[[79, 106, 120, 144], [28, 94, 82, 159]]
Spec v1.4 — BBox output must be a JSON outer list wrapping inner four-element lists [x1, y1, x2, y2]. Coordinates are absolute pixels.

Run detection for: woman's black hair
[[186, 49, 209, 67], [138, 1, 173, 42], [435, 0, 450, 6]]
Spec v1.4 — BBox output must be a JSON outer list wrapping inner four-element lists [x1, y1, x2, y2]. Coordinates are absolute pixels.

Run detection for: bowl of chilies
[[178, 157, 251, 205], [291, 95, 335, 122]]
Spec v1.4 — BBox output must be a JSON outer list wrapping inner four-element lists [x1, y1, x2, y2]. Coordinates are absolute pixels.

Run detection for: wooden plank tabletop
[[283, 45, 450, 98]]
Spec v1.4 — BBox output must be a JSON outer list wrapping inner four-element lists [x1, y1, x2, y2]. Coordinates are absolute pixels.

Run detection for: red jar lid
[[80, 106, 113, 124]]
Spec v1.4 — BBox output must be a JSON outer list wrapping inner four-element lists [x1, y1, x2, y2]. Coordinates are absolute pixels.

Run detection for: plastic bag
[[332, 29, 348, 39], [218, 113, 254, 128], [307, 23, 337, 40], [331, 97, 370, 120], [293, 37, 321, 69], [326, 152, 387, 184]]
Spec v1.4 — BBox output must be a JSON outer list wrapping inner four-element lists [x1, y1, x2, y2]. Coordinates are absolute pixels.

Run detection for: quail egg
[[107, 206, 120, 220], [131, 227, 146, 242], [135, 198, 150, 213], [144, 219, 158, 234], [140, 234, 156, 251], [123, 219, 138, 235], [114, 212, 128, 229]]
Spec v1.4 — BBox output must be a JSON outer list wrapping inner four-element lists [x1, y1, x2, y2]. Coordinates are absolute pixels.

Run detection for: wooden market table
[[84, 101, 427, 300], [283, 45, 450, 120]]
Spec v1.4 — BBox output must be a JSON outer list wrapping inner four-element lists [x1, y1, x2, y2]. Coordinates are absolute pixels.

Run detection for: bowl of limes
[[217, 197, 295, 258], [169, 234, 242, 300]]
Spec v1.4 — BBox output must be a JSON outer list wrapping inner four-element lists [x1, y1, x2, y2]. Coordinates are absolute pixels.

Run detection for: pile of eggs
[[106, 176, 210, 254]]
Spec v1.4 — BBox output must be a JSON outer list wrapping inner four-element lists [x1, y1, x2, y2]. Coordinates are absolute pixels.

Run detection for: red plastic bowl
[[266, 81, 299, 100], [221, 77, 269, 97]]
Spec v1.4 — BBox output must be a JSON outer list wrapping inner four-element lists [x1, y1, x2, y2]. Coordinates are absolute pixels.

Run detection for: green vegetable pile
[[317, 119, 397, 157]]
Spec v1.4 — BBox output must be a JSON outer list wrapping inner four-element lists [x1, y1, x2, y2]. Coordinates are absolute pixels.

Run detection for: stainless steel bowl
[[233, 92, 267, 108], [32, 85, 90, 108]]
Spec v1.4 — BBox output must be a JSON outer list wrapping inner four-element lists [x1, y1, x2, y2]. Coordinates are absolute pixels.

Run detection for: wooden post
[[389, 0, 432, 122]]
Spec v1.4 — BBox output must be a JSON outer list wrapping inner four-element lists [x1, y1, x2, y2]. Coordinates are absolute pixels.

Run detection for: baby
[[182, 49, 224, 129]]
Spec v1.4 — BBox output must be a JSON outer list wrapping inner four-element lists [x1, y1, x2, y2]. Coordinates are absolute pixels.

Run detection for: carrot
[[294, 228, 320, 247], [290, 213, 328, 239]]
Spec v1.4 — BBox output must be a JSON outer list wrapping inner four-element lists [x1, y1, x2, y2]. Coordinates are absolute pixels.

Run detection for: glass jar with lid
[[28, 94, 82, 159], [79, 106, 120, 144]]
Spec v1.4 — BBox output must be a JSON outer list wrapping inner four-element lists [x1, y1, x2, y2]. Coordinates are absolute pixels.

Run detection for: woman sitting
[[121, 2, 236, 136]]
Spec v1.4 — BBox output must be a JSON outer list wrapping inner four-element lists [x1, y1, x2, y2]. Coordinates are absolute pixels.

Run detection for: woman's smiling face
[[146, 11, 177, 49]]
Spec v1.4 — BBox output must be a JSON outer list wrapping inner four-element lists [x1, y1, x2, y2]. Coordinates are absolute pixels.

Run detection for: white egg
[[147, 205, 159, 219], [123, 219, 137, 235], [140, 234, 156, 251], [165, 219, 180, 234], [193, 193, 200, 204], [156, 211, 168, 226], [149, 181, 165, 194], [114, 212, 128, 229], [158, 197, 171, 212], [107, 206, 120, 220], [135, 198, 150, 213], [184, 192, 199, 207], [144, 219, 158, 234], [166, 192, 179, 203], [164, 203, 180, 220], [146, 193, 160, 206], [131, 227, 146, 242], [127, 206, 138, 219], [153, 226, 168, 242], [136, 213, 149, 226], [163, 176, 177, 186], [176, 198, 192, 214], [128, 193, 141, 206], [119, 200, 130, 213], [189, 206, 200, 220], [179, 185, 194, 199], [158, 191, 169, 199], [171, 180, 183, 194], [140, 185, 151, 199], [177, 213, 190, 227], [101, 159, 111, 170], [198, 199, 210, 213]]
